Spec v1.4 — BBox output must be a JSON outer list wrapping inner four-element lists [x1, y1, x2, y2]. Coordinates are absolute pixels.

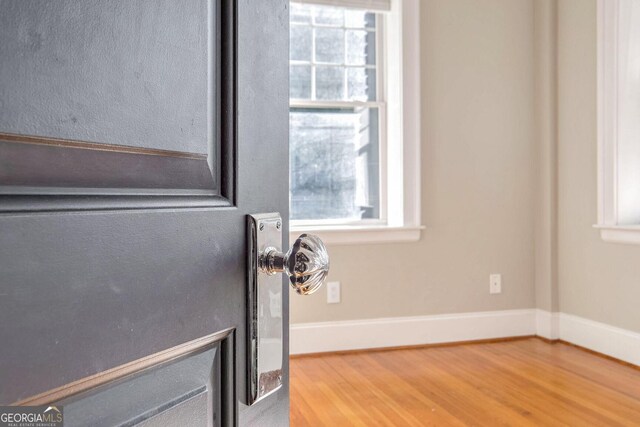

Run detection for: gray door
[[0, 0, 289, 425]]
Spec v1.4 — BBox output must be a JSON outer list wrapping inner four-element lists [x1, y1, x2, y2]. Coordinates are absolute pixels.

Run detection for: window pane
[[364, 12, 376, 29], [291, 3, 312, 24], [344, 10, 368, 28], [290, 108, 380, 221], [290, 65, 311, 99], [316, 66, 344, 100], [347, 68, 376, 101], [315, 28, 344, 64], [346, 30, 376, 65], [313, 6, 344, 26], [345, 10, 376, 29], [290, 25, 312, 61]]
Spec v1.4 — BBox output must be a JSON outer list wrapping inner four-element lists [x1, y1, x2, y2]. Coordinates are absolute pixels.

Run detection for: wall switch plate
[[489, 274, 502, 294], [327, 281, 341, 304]]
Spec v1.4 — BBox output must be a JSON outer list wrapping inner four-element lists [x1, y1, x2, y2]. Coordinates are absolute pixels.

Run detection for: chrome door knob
[[259, 234, 329, 295]]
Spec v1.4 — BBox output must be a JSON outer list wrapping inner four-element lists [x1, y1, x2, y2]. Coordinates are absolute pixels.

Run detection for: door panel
[[0, 210, 242, 405], [58, 338, 228, 427], [0, 0, 234, 209], [0, 0, 289, 425], [0, 0, 211, 155]]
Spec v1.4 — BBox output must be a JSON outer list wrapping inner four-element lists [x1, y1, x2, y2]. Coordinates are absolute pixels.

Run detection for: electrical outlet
[[490, 274, 502, 294], [327, 281, 341, 304]]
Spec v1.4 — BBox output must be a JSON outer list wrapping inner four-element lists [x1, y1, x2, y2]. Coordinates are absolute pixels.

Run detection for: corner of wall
[[533, 0, 560, 316]]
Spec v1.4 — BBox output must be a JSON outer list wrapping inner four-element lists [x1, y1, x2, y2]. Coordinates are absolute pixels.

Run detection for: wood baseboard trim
[[290, 309, 537, 355], [533, 336, 560, 344], [292, 335, 640, 371], [290, 336, 536, 358], [536, 310, 640, 367], [291, 309, 640, 368], [554, 339, 640, 371]]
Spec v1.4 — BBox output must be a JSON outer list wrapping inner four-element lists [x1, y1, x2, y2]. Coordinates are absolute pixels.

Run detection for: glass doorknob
[[259, 234, 329, 295]]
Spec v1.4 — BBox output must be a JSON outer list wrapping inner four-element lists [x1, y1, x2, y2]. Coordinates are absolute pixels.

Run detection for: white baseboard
[[554, 311, 640, 366], [535, 309, 560, 340], [291, 309, 640, 367], [290, 309, 537, 355]]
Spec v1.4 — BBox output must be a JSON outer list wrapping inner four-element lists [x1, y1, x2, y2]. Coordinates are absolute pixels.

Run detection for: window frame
[[595, 0, 640, 244], [289, 0, 422, 245]]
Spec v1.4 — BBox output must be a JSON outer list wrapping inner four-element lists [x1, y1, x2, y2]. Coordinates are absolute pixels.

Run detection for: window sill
[[593, 224, 640, 245], [290, 225, 424, 246]]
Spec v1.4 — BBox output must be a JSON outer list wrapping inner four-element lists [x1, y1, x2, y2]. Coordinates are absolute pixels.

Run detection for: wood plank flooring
[[290, 338, 640, 426]]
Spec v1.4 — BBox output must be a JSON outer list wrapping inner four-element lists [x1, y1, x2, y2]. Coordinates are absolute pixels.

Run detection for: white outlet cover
[[489, 274, 502, 294], [327, 281, 341, 304]]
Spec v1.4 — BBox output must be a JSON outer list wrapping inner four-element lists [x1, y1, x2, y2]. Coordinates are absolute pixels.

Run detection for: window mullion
[[343, 26, 348, 100], [290, 100, 384, 109], [311, 26, 317, 100]]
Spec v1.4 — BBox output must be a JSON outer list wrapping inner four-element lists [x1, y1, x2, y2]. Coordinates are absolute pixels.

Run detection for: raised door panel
[[0, 0, 234, 206], [56, 337, 234, 427]]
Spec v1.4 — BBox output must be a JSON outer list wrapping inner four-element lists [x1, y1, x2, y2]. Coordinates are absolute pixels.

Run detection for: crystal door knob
[[259, 234, 329, 295]]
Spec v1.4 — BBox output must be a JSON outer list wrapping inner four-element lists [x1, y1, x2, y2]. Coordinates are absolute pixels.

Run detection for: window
[[596, 0, 640, 244], [289, 0, 422, 244], [290, 3, 383, 225]]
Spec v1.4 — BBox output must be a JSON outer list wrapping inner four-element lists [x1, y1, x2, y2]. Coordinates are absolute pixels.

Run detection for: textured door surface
[[0, 0, 289, 425]]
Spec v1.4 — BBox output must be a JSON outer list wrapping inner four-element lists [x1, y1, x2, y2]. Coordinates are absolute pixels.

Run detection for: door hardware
[[246, 213, 330, 404]]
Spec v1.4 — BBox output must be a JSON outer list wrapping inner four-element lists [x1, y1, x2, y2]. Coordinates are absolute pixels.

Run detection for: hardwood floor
[[290, 338, 640, 426]]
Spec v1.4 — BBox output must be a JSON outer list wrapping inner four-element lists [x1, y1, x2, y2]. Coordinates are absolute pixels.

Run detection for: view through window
[[289, 2, 384, 224]]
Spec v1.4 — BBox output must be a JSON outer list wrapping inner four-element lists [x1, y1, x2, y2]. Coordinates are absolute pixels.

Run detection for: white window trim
[[294, 0, 391, 11], [595, 0, 640, 244], [291, 0, 422, 245]]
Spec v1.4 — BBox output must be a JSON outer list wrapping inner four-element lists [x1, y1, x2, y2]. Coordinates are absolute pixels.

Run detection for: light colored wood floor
[[290, 337, 640, 426]]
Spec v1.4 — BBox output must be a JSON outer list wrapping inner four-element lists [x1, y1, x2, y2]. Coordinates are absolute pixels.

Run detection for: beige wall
[[291, 0, 537, 324], [292, 0, 640, 332], [556, 0, 640, 332]]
